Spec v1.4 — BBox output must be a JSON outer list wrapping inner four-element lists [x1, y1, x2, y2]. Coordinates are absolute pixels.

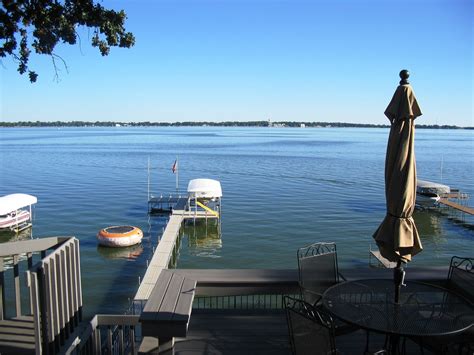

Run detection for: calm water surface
[[0, 127, 472, 317]]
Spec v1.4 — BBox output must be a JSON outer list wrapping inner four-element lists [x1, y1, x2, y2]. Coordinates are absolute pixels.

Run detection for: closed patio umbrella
[[373, 70, 423, 303]]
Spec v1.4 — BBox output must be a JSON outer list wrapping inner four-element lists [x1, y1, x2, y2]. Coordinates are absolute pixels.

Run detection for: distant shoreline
[[0, 121, 471, 129]]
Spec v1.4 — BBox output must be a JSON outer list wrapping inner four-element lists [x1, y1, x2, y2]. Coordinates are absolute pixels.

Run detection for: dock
[[369, 244, 398, 268], [148, 195, 187, 214], [438, 198, 474, 215], [369, 249, 398, 268], [135, 193, 221, 307], [134, 213, 185, 301]]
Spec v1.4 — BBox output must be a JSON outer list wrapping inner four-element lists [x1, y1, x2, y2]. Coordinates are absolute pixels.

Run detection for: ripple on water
[[0, 127, 472, 316]]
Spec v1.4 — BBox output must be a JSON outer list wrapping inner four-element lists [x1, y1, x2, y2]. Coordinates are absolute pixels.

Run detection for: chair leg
[[364, 330, 370, 354], [364, 331, 391, 355], [401, 337, 407, 355], [418, 339, 425, 355], [383, 334, 389, 350]]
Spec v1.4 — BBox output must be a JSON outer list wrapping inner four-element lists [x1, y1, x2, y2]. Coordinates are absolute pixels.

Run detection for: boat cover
[[187, 179, 222, 198], [416, 180, 450, 195], [0, 194, 38, 215]]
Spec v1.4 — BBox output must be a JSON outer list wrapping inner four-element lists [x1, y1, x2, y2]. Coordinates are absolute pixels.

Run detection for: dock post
[[0, 258, 4, 320]]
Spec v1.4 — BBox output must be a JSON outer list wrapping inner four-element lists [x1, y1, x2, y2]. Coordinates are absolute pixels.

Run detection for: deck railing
[[62, 314, 140, 355], [27, 237, 83, 354], [0, 237, 75, 321], [0, 236, 81, 355], [193, 293, 299, 310]]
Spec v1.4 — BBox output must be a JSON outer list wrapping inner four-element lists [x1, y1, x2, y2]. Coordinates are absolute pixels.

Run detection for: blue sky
[[1, 0, 473, 126]]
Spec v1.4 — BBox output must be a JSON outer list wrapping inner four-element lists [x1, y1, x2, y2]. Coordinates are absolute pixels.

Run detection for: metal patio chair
[[441, 256, 473, 353], [447, 256, 474, 303], [297, 242, 345, 306], [414, 256, 474, 355], [284, 295, 337, 355], [296, 242, 363, 338]]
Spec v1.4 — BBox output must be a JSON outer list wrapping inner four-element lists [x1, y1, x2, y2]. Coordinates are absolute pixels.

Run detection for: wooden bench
[[139, 269, 196, 353]]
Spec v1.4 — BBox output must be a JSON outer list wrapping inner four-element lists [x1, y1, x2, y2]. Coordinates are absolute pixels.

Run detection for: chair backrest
[[284, 295, 336, 355], [447, 256, 473, 303], [297, 242, 339, 304]]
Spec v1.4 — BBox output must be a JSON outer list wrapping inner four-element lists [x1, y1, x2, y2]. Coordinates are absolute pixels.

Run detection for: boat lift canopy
[[0, 194, 37, 215], [417, 180, 450, 195], [187, 179, 222, 199]]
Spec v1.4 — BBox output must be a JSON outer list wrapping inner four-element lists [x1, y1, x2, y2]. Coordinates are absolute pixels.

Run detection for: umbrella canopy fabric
[[373, 81, 423, 263]]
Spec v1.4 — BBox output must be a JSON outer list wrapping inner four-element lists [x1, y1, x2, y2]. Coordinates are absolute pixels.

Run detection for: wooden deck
[[137, 267, 450, 354], [175, 310, 290, 354], [165, 310, 426, 355]]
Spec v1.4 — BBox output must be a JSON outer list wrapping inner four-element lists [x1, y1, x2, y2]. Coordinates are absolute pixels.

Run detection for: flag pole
[[176, 156, 179, 193], [147, 156, 150, 200]]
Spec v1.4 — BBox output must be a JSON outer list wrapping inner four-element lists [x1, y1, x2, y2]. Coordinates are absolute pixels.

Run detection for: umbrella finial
[[399, 69, 410, 85]]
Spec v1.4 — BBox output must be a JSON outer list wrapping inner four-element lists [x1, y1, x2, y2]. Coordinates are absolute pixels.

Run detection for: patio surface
[[167, 310, 429, 355]]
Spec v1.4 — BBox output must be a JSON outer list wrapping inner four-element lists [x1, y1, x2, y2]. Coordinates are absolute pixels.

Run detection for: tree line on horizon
[[0, 121, 469, 129]]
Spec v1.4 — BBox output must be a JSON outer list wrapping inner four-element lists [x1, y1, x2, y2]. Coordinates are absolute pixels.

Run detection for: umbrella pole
[[392, 259, 406, 352], [394, 260, 406, 304]]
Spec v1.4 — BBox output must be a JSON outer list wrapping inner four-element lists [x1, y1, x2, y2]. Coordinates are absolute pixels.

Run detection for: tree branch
[[51, 53, 69, 82], [75, 30, 84, 56], [2, 0, 135, 82]]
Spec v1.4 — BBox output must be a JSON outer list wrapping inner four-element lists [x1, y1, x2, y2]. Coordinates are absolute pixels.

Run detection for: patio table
[[322, 279, 474, 352]]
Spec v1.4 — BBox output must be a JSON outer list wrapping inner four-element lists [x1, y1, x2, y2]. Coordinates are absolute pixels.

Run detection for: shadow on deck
[[169, 310, 424, 355]]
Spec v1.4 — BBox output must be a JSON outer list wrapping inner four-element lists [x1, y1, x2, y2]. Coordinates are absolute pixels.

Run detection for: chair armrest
[[300, 287, 323, 306], [338, 272, 347, 282]]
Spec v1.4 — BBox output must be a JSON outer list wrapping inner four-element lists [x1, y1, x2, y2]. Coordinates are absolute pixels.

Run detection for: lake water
[[0, 127, 472, 317]]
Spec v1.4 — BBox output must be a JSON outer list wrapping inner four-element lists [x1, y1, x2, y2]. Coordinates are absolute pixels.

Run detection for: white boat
[[0, 194, 37, 231], [416, 180, 450, 207]]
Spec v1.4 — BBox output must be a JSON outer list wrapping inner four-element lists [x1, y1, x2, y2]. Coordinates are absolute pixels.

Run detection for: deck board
[[173, 311, 433, 355], [175, 311, 290, 354], [0, 316, 35, 355]]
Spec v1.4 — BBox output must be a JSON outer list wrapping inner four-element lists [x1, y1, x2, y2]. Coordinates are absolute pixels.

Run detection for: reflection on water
[[184, 222, 222, 259], [0, 228, 33, 243], [96, 244, 144, 261], [0, 229, 34, 271], [414, 210, 444, 241]]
